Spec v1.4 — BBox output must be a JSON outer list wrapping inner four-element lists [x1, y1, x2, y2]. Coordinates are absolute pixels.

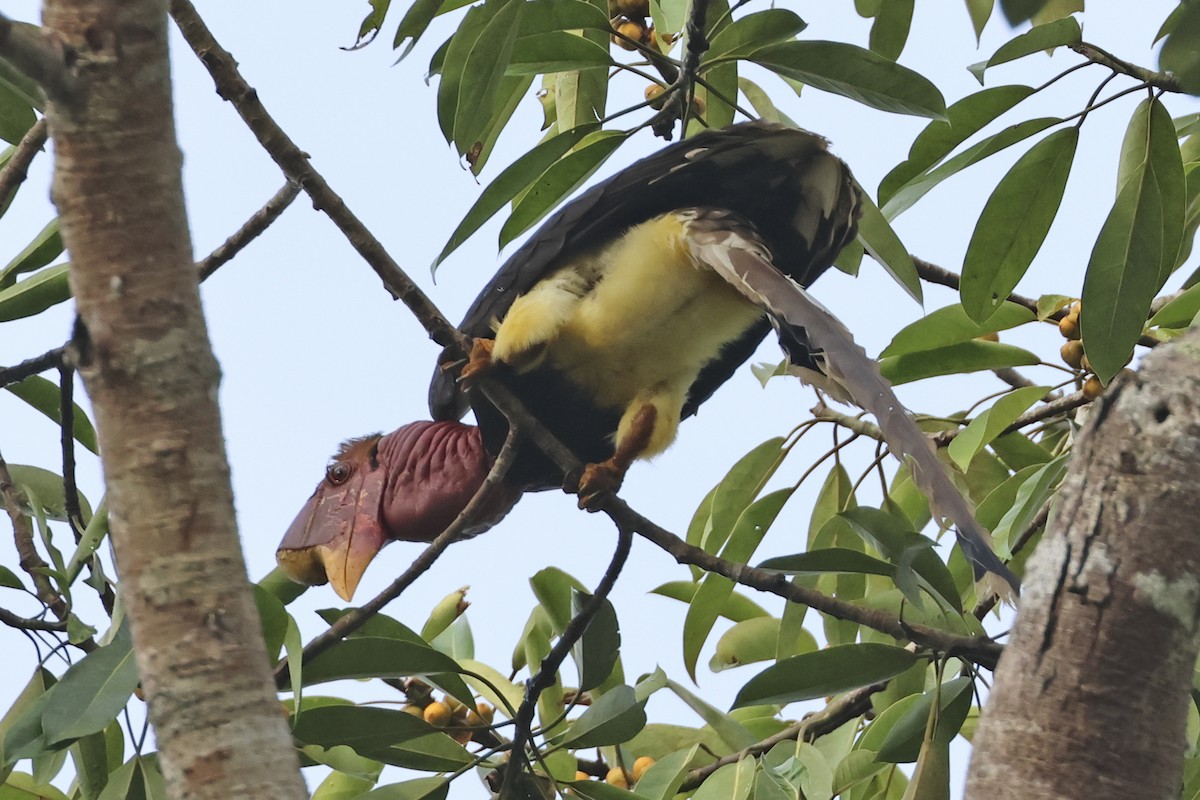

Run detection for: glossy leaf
[[881, 302, 1034, 358], [41, 630, 138, 746], [759, 548, 896, 578], [572, 588, 620, 691], [301, 637, 474, 707], [1083, 99, 1185, 382], [961, 128, 1077, 322], [0, 263, 70, 322], [518, 0, 611, 34], [879, 85, 1033, 206], [879, 340, 1038, 385], [839, 508, 961, 611], [1149, 281, 1200, 328], [667, 679, 756, 750], [752, 41, 947, 119], [705, 437, 788, 555], [500, 129, 628, 248], [0, 81, 35, 145], [5, 375, 99, 456], [732, 644, 920, 708], [882, 117, 1060, 219], [561, 685, 646, 747], [253, 583, 288, 662], [875, 677, 973, 763], [391, 0, 443, 58], [0, 219, 62, 288], [947, 386, 1049, 472], [358, 777, 449, 800], [650, 581, 769, 622], [692, 758, 755, 800], [868, 0, 914, 61], [856, 191, 922, 303], [991, 453, 1068, 556], [631, 745, 700, 800], [705, 9, 807, 63], [968, 16, 1081, 83], [965, 0, 993, 41], [737, 78, 798, 127], [1160, 1, 1200, 95], [711, 617, 815, 672], [506, 32, 611, 74], [293, 706, 434, 752]]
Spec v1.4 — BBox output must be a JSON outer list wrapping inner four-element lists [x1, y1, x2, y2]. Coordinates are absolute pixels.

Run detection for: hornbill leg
[[575, 403, 658, 510], [457, 337, 496, 389]]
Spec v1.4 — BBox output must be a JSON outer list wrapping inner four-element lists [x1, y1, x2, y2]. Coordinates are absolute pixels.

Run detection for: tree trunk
[[966, 331, 1200, 799], [39, 1, 307, 797]]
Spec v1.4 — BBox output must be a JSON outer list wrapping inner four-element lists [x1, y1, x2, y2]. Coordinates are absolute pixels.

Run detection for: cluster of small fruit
[[608, 0, 662, 52], [1056, 301, 1105, 400], [576, 756, 657, 789], [405, 695, 496, 745]]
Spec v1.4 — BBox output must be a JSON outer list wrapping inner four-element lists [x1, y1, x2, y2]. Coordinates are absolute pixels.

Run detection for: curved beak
[[276, 466, 387, 601]]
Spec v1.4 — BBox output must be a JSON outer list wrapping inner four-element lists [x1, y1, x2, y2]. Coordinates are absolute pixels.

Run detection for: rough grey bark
[[966, 330, 1200, 800], [35, 1, 307, 797]]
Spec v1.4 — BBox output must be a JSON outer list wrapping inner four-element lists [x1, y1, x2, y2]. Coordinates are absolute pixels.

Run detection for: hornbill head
[[276, 421, 521, 600]]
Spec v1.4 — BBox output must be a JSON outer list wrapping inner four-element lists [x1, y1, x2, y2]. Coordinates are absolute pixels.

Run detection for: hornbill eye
[[326, 462, 352, 485]]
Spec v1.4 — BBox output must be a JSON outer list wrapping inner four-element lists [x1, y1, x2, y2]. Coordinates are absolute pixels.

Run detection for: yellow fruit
[[632, 757, 656, 781], [1083, 376, 1104, 400], [1060, 340, 1084, 369], [644, 83, 668, 109], [606, 768, 629, 788], [690, 94, 706, 116], [575, 771, 590, 782], [423, 701, 452, 726], [1058, 314, 1080, 340], [467, 702, 495, 726], [1080, 354, 1093, 373], [611, 19, 646, 50], [402, 704, 425, 718]]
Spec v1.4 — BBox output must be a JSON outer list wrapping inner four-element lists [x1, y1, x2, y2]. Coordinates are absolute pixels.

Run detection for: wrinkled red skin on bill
[[276, 420, 521, 600]]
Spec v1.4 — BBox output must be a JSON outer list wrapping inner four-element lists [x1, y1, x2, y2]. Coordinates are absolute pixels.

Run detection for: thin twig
[[503, 525, 633, 797], [0, 117, 48, 209], [57, 364, 82, 540], [679, 681, 886, 791], [0, 346, 65, 389], [274, 429, 520, 687], [1070, 41, 1182, 94], [169, 0, 464, 353], [0, 606, 66, 632], [0, 14, 78, 103], [198, 181, 301, 281]]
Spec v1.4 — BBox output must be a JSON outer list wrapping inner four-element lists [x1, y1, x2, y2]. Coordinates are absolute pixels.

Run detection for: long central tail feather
[[681, 209, 1020, 598]]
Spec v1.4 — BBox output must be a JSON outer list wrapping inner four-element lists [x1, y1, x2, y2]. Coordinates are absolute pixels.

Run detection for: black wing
[[430, 120, 860, 423]]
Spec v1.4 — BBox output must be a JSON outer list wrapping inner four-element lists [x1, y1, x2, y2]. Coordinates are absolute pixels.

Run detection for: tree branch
[[197, 181, 300, 281], [1070, 41, 1182, 94], [0, 14, 79, 103], [169, 0, 463, 352], [0, 346, 65, 389], [0, 117, 48, 209]]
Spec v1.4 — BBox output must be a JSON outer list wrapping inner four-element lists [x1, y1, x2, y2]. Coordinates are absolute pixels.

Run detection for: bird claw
[[457, 338, 496, 391], [574, 461, 624, 511]]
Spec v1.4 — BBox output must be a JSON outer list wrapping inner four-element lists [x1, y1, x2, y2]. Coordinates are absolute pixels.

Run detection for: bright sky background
[[0, 2, 1194, 797]]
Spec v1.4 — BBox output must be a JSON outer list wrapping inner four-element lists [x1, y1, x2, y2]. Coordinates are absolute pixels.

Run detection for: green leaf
[[6, 465, 92, 525], [572, 589, 620, 691], [961, 128, 1077, 322], [878, 340, 1038, 384], [301, 637, 474, 707], [433, 125, 596, 269], [0, 80, 36, 145], [751, 41, 947, 119], [390, 0, 441, 58], [1150, 281, 1200, 328], [436, 0, 519, 154], [252, 583, 288, 663], [631, 745, 700, 800], [692, 758, 756, 800], [561, 685, 646, 747], [705, 9, 807, 63], [991, 453, 1068, 556], [684, 490, 791, 680], [1160, 1, 1200, 95], [875, 677, 973, 763], [1083, 98, 1185, 382], [0, 263, 71, 322], [2, 772, 71, 800], [41, 629, 139, 746], [758, 548, 897, 578], [530, 566, 587, 633], [518, 0, 612, 34], [856, 191, 921, 303], [881, 302, 1034, 358], [499, 128, 629, 248], [732, 644, 920, 708], [1, 219, 62, 288], [737, 78, 798, 127], [868, 0, 914, 61], [838, 508, 961, 611], [4, 376, 99, 455], [882, 117, 1060, 219], [947, 385, 1049, 472], [666, 679, 757, 750], [506, 32, 611, 74], [711, 617, 805, 672], [707, 437, 788, 555], [965, 0, 993, 41], [357, 777, 449, 800], [650, 581, 769, 622], [0, 565, 23, 590], [968, 16, 1081, 83], [879, 85, 1033, 207], [292, 705, 434, 752]]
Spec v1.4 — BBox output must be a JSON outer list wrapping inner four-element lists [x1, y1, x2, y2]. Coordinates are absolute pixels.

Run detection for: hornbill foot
[[574, 459, 625, 511], [457, 338, 496, 390]]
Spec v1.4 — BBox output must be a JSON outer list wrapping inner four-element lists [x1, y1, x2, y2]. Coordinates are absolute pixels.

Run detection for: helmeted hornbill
[[277, 121, 863, 600]]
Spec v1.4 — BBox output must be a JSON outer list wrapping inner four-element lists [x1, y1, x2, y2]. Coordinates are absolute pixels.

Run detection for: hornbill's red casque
[[277, 121, 864, 601]]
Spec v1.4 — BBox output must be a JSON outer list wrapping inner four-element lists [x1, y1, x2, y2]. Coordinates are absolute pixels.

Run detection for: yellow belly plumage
[[491, 213, 763, 457]]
